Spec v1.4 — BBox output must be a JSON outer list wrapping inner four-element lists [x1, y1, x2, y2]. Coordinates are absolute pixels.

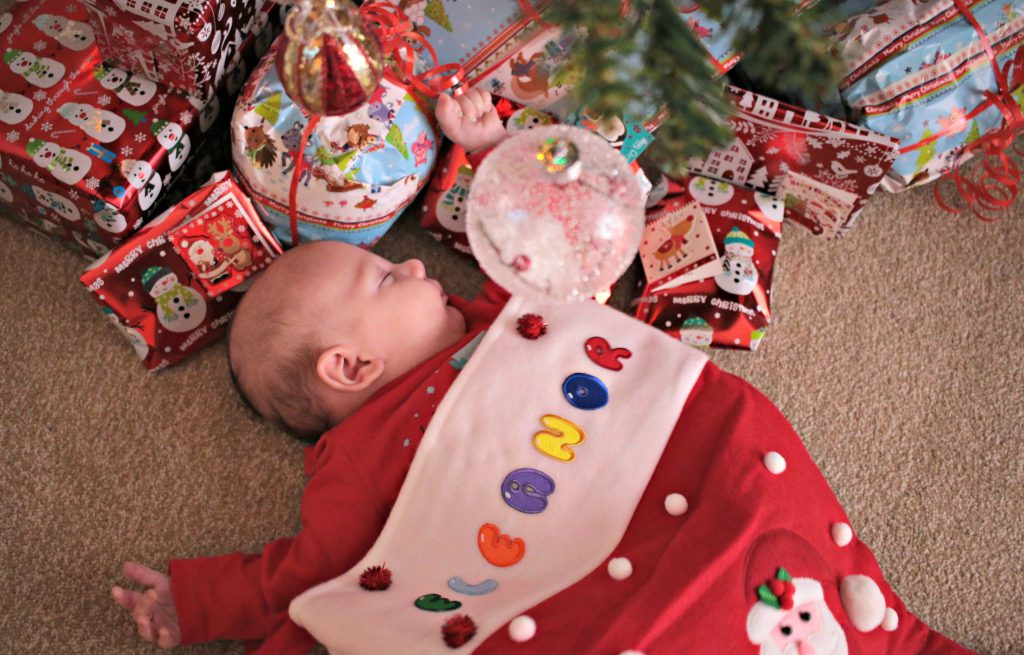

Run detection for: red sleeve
[[465, 147, 492, 169], [168, 438, 387, 647]]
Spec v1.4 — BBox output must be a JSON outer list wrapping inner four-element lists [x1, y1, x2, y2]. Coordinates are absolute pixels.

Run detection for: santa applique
[[746, 568, 849, 655]]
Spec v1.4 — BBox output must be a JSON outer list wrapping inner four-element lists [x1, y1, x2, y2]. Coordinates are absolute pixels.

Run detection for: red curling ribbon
[[289, 115, 321, 247], [902, 0, 1024, 221]]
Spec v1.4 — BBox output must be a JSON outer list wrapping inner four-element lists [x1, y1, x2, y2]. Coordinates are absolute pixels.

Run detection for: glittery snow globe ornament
[[466, 125, 645, 302], [275, 0, 384, 116]]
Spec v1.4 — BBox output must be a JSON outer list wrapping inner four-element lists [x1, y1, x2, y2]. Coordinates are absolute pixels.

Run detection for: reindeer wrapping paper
[[78, 171, 282, 371], [231, 42, 438, 248]]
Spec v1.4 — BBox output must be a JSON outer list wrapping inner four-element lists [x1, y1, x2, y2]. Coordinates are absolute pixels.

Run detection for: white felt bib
[[290, 296, 708, 653]]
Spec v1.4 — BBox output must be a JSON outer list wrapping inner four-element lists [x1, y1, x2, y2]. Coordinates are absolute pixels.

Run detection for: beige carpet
[[1, 179, 1022, 655]]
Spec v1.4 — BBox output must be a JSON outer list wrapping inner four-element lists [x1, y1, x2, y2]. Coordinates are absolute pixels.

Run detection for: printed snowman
[[506, 107, 556, 134], [679, 316, 714, 348], [688, 175, 735, 206], [29, 184, 81, 222], [435, 165, 473, 233], [0, 90, 32, 125], [93, 63, 156, 107], [0, 13, 11, 34], [120, 159, 162, 211], [26, 139, 91, 185], [73, 231, 109, 257], [32, 14, 95, 51], [753, 191, 784, 236], [715, 227, 758, 296], [141, 265, 207, 334], [3, 49, 65, 88], [195, 95, 220, 133], [102, 307, 149, 360], [0, 177, 12, 204], [150, 119, 191, 172], [92, 199, 128, 234], [58, 102, 126, 143], [746, 569, 849, 655]]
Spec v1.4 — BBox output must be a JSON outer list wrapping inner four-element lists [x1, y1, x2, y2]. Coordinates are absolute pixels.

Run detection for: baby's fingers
[[132, 590, 157, 641], [123, 561, 166, 588], [157, 627, 177, 649], [111, 586, 142, 613]]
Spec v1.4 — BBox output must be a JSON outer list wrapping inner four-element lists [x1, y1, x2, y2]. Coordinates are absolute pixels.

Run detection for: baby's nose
[[400, 258, 427, 280]]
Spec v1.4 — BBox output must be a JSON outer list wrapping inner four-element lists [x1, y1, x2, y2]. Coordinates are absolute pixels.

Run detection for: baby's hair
[[227, 312, 331, 443]]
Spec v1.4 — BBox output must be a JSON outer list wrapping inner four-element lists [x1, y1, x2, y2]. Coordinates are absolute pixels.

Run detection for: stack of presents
[[1, 0, 1020, 368]]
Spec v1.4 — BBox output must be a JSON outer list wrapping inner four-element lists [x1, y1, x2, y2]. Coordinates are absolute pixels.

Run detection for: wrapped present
[[81, 0, 273, 102], [834, 0, 1024, 190], [633, 175, 780, 351], [686, 85, 900, 238], [79, 171, 282, 370], [395, 0, 735, 118], [231, 41, 439, 248], [0, 0, 275, 258]]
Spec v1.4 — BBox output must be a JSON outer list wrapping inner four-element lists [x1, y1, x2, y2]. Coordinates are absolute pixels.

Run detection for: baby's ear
[[316, 345, 385, 392]]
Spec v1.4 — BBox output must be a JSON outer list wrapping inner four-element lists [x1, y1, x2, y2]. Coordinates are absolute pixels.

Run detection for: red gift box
[[79, 171, 282, 370], [0, 0, 275, 257], [633, 175, 781, 351], [81, 0, 273, 102], [687, 85, 900, 239]]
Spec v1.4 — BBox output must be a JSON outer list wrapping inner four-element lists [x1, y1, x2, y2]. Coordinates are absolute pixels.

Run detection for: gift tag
[[777, 172, 859, 237], [168, 191, 280, 297], [639, 198, 719, 289]]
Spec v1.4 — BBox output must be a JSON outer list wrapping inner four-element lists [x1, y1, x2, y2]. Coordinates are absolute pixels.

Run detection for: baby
[[110, 89, 509, 650], [110, 91, 974, 655]]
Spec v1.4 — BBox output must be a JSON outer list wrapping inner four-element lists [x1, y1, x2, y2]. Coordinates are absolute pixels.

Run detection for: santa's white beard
[[758, 609, 848, 655]]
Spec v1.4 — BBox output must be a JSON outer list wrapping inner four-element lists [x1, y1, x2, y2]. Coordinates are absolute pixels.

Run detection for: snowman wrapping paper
[[686, 86, 900, 240], [230, 43, 439, 248], [633, 175, 781, 351], [79, 172, 282, 370], [81, 0, 273, 103], [0, 0, 275, 256]]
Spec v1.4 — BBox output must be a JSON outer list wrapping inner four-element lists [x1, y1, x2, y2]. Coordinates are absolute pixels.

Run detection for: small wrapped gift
[[0, 0, 275, 257], [79, 172, 282, 370], [81, 0, 274, 102], [633, 175, 780, 351], [686, 85, 899, 238], [834, 0, 1024, 191], [231, 43, 439, 247]]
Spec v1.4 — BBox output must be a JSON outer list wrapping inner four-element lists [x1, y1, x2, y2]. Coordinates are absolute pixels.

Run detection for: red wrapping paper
[[633, 175, 780, 351], [0, 0, 274, 257], [81, 0, 273, 102], [79, 172, 282, 370], [687, 85, 900, 238]]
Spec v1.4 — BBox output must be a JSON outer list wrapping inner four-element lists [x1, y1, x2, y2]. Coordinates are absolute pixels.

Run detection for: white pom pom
[[882, 607, 899, 632], [763, 451, 786, 474], [664, 493, 688, 516], [840, 574, 886, 632], [508, 615, 536, 642], [831, 522, 853, 547], [608, 557, 633, 581], [619, 651, 645, 655]]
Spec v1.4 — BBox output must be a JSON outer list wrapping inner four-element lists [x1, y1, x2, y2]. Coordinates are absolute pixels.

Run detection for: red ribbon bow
[[932, 0, 1024, 221]]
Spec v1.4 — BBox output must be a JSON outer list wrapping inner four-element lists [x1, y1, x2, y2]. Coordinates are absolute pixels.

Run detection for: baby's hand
[[436, 89, 506, 153], [111, 561, 181, 649]]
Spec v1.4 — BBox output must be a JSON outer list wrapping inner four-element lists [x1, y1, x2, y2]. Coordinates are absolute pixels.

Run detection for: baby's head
[[229, 241, 466, 439]]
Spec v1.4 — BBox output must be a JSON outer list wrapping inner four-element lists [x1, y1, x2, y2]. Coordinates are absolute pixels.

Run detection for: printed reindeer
[[244, 119, 278, 169]]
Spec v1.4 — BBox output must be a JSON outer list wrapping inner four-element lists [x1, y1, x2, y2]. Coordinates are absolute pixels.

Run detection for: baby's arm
[[111, 443, 385, 649], [111, 562, 180, 648], [436, 88, 507, 154]]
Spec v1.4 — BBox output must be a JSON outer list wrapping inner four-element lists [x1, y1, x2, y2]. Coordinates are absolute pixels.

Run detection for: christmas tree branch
[[546, 0, 843, 175]]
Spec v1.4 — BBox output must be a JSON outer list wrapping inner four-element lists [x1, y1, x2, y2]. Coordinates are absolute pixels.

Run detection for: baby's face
[[298, 243, 466, 373]]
